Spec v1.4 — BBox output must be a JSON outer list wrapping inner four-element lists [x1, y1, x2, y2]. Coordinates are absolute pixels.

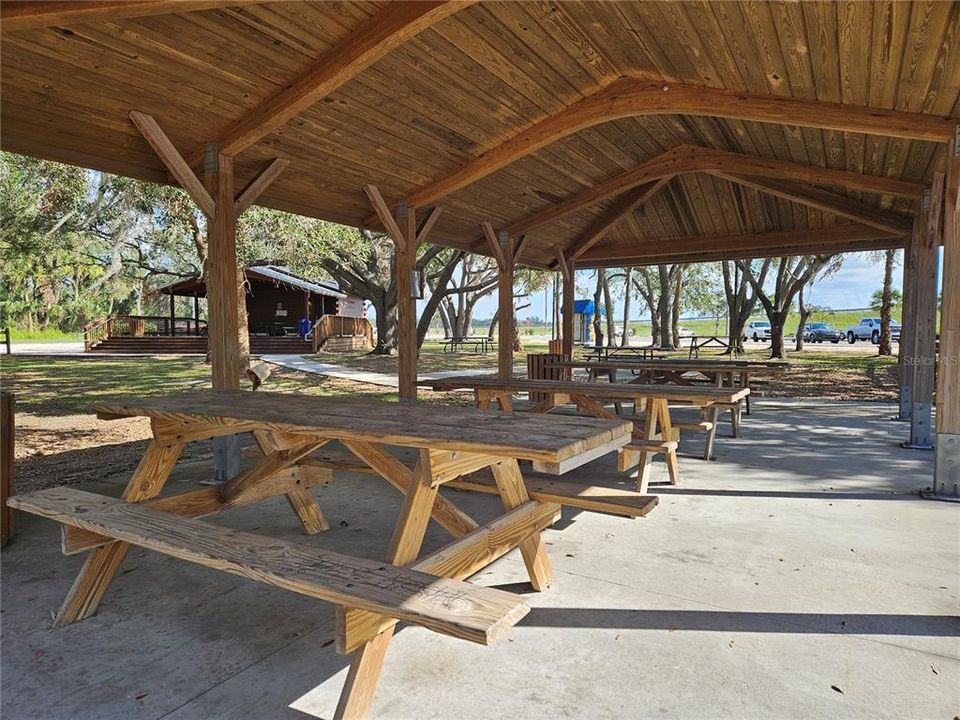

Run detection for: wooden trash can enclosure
[[526, 353, 569, 403]]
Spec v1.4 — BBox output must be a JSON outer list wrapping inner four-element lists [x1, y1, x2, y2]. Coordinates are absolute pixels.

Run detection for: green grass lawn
[[5, 327, 81, 342]]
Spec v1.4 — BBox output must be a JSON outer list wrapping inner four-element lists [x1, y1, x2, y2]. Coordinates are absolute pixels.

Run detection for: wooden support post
[[483, 224, 515, 379], [169, 292, 176, 335], [560, 255, 575, 359], [396, 201, 418, 401], [193, 294, 200, 336], [898, 230, 917, 420], [1, 392, 14, 548], [204, 143, 242, 481], [933, 126, 960, 499], [905, 184, 941, 449]]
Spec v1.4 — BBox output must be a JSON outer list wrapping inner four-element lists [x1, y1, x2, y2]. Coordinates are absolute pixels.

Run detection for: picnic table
[[443, 335, 492, 353], [8, 389, 647, 719], [551, 357, 787, 415], [420, 376, 748, 493], [584, 344, 665, 361]]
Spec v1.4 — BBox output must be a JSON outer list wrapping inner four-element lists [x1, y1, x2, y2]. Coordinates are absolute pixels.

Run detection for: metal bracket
[[925, 433, 960, 501]]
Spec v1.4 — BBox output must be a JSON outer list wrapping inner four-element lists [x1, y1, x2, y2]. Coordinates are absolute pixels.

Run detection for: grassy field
[[5, 327, 81, 342]]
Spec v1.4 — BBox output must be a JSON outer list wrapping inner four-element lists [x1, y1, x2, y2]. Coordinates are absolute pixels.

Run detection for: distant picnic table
[[442, 335, 492, 353], [420, 376, 748, 493], [10, 389, 650, 718]]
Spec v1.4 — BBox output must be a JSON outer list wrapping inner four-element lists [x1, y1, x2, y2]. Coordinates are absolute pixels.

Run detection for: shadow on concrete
[[655, 487, 917, 501], [523, 608, 960, 636]]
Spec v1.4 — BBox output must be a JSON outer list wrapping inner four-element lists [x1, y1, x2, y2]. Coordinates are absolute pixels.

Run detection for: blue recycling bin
[[297, 317, 312, 339]]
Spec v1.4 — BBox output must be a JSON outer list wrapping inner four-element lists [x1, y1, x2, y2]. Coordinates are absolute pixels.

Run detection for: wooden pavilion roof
[[2, 1, 957, 267]]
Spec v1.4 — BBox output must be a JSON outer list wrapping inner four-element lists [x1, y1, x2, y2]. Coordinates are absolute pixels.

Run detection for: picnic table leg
[[334, 451, 439, 720], [490, 459, 553, 590], [54, 438, 183, 626], [633, 398, 658, 494], [704, 404, 720, 461], [743, 371, 751, 415], [254, 430, 329, 534], [654, 399, 680, 485]]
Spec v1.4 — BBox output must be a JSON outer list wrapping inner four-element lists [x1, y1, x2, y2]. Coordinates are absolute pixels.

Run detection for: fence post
[[1, 392, 15, 548], [3, 327, 10, 355]]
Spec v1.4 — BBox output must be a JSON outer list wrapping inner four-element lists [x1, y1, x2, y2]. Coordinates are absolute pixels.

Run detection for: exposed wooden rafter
[[0, 0, 270, 32], [709, 172, 914, 236], [577, 224, 901, 267], [564, 177, 671, 262], [183, 1, 471, 166], [234, 158, 289, 215], [385, 78, 954, 214]]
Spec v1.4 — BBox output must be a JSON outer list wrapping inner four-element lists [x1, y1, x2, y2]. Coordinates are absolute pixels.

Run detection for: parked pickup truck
[[843, 317, 901, 345]]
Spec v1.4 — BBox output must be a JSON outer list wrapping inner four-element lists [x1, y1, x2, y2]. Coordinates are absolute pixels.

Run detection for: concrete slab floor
[[1, 399, 957, 720]]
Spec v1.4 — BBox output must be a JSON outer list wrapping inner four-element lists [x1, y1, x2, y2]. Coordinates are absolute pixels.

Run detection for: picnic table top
[[93, 390, 631, 464], [420, 376, 749, 404], [550, 358, 788, 371]]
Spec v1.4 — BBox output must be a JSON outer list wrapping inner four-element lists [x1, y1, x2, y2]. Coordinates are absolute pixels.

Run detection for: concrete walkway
[[264, 354, 525, 388]]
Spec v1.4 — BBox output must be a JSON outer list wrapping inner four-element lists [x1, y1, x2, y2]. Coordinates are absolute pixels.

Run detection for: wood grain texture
[[936, 129, 960, 434], [337, 500, 560, 653], [490, 459, 552, 591], [92, 390, 632, 465], [0, 1, 270, 32], [13, 487, 530, 645]]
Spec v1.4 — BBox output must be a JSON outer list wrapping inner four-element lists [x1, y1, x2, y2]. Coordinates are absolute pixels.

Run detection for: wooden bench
[[10, 488, 529, 647]]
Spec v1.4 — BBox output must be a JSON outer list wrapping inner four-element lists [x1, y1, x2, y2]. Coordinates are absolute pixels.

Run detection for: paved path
[[264, 354, 524, 389]]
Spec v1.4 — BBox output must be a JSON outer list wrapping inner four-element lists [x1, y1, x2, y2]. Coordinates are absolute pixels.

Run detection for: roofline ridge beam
[[183, 1, 472, 166], [711, 172, 914, 236], [129, 111, 215, 218], [386, 77, 952, 215]]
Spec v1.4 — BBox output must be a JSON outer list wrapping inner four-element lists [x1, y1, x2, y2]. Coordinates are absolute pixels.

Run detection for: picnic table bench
[[584, 344, 666, 361], [420, 377, 748, 493], [442, 335, 492, 353], [8, 389, 645, 719]]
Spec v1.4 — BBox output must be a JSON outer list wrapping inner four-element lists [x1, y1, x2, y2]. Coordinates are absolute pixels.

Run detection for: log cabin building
[[86, 265, 370, 354]]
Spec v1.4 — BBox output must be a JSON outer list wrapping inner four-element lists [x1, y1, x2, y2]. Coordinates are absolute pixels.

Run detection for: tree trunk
[[591, 271, 604, 347], [769, 314, 787, 359], [236, 268, 250, 374], [621, 267, 633, 347], [794, 284, 810, 352], [601, 269, 615, 346], [878, 248, 895, 356], [657, 265, 672, 349], [671, 271, 683, 349], [371, 294, 397, 354]]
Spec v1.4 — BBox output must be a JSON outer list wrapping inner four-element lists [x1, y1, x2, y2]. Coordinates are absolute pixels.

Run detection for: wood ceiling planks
[[1, 1, 957, 263]]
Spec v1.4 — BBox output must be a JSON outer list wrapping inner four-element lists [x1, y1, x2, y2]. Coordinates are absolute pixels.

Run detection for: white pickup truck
[[843, 317, 902, 344]]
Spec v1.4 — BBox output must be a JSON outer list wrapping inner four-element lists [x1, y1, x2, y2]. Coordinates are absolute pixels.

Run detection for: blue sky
[[460, 252, 912, 322]]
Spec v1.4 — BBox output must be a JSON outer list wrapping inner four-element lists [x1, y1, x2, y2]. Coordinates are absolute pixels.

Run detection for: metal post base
[[927, 433, 960, 501], [212, 435, 242, 482], [896, 383, 912, 421]]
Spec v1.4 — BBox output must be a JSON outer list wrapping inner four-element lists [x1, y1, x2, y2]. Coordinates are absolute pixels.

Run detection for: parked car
[[843, 317, 902, 344], [803, 322, 842, 343], [677, 326, 695, 339], [744, 321, 771, 342]]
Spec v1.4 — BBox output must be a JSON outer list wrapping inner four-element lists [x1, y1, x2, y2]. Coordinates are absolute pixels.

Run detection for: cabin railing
[[311, 315, 374, 352], [84, 314, 208, 349]]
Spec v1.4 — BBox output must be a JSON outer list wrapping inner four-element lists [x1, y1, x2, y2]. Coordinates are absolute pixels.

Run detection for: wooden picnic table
[[443, 335, 492, 353], [551, 357, 787, 415], [420, 376, 748, 493], [9, 389, 642, 719]]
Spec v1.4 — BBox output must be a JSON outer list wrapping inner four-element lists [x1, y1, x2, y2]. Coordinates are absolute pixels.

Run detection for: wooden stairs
[[88, 336, 314, 355]]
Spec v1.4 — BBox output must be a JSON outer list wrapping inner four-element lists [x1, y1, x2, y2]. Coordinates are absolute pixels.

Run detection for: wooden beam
[[182, 1, 471, 164], [396, 202, 418, 400], [577, 224, 901, 266], [481, 222, 507, 268], [203, 143, 241, 390], [234, 158, 289, 215], [554, 244, 571, 283], [392, 78, 954, 211], [363, 184, 405, 248], [710, 172, 914, 236], [496, 231, 515, 379], [415, 206, 442, 246], [934, 125, 960, 497], [129, 111, 215, 218], [466, 143, 924, 254], [0, 1, 270, 32], [561, 255, 575, 359], [566, 177, 671, 261], [513, 234, 530, 263]]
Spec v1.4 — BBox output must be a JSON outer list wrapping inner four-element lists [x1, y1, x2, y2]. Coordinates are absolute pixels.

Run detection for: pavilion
[[1, 0, 956, 496]]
